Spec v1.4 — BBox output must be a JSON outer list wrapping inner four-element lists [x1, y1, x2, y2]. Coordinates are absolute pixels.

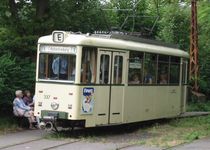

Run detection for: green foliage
[[45, 115, 210, 148], [198, 2, 210, 97], [156, 3, 190, 50], [0, 26, 36, 115], [0, 0, 210, 116], [187, 101, 210, 112], [0, 53, 35, 115], [184, 131, 199, 141], [0, 117, 19, 134], [0, 54, 16, 91]]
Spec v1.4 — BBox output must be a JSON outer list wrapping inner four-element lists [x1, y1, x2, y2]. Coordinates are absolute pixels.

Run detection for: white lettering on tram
[[40, 45, 77, 54], [83, 88, 94, 96]]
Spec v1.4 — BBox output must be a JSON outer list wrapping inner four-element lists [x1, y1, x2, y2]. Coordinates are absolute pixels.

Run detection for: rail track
[[0, 138, 44, 150], [1, 112, 209, 150], [0, 137, 82, 150], [0, 137, 140, 150]]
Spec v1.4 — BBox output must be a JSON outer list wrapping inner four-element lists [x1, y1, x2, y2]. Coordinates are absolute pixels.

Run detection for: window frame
[[99, 54, 111, 84], [127, 51, 183, 86], [169, 56, 181, 85], [80, 47, 97, 84], [113, 55, 124, 84], [157, 54, 170, 85], [143, 52, 158, 84], [38, 53, 76, 83], [128, 51, 144, 85]]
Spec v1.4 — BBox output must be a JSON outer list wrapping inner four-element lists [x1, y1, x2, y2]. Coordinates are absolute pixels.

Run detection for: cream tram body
[[34, 31, 189, 128]]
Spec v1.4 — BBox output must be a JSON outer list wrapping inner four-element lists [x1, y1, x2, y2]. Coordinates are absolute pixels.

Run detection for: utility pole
[[190, 0, 199, 92]]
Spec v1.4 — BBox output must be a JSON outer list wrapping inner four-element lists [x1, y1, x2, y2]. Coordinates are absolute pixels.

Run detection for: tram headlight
[[51, 102, 59, 110]]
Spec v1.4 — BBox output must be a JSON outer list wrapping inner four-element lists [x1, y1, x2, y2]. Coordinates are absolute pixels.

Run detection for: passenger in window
[[129, 74, 140, 84], [59, 56, 68, 79], [159, 72, 168, 84], [81, 62, 92, 83], [52, 56, 67, 80], [144, 70, 152, 84]]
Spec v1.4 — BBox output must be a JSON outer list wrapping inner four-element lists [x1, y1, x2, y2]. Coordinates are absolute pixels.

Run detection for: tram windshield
[[38, 53, 76, 82]]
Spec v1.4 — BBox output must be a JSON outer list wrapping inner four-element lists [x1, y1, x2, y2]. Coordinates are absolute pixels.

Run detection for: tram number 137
[[44, 95, 50, 99]]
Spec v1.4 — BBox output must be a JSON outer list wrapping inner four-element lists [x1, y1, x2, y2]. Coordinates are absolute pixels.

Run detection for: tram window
[[38, 54, 76, 81], [158, 55, 169, 84], [128, 51, 143, 84], [113, 55, 123, 84], [182, 59, 188, 84], [169, 56, 180, 84], [143, 53, 157, 84], [81, 47, 97, 84], [100, 55, 110, 84], [39, 54, 46, 79]]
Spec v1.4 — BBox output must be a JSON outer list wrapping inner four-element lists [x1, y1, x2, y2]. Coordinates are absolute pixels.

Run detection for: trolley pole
[[190, 0, 199, 92]]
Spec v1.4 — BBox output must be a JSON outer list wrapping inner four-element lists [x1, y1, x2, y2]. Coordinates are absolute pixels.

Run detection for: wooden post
[[190, 0, 199, 92]]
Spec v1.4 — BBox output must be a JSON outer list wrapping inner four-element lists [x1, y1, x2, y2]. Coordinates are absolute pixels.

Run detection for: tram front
[[34, 31, 85, 130]]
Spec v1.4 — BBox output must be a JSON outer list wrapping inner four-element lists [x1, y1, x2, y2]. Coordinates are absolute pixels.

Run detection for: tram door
[[97, 49, 127, 125]]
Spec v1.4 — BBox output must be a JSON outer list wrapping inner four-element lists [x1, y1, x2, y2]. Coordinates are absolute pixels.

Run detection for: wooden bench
[[14, 116, 30, 128]]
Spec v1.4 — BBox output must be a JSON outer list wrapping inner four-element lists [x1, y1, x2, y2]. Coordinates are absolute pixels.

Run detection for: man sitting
[[13, 90, 36, 129]]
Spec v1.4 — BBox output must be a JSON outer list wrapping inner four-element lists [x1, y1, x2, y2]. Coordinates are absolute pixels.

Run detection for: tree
[[156, 2, 190, 50], [197, 1, 210, 96]]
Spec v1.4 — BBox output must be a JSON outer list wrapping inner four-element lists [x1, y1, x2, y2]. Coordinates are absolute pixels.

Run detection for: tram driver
[[52, 55, 68, 80]]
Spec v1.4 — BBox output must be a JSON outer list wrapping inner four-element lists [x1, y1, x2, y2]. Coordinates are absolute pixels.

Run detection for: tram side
[[75, 47, 189, 127], [34, 33, 188, 129], [123, 52, 188, 124]]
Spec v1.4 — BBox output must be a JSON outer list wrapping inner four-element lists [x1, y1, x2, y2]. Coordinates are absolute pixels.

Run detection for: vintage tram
[[34, 31, 188, 130]]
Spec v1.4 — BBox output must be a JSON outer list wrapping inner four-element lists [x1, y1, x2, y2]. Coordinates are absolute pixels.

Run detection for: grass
[[45, 114, 210, 149], [0, 117, 21, 134], [2, 101, 210, 148], [187, 101, 210, 112], [137, 115, 210, 148]]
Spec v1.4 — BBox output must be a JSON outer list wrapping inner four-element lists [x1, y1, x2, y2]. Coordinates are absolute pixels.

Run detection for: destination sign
[[39, 45, 77, 54], [129, 62, 142, 69]]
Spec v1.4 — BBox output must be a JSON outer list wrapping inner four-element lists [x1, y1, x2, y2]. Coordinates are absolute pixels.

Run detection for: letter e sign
[[53, 32, 64, 43]]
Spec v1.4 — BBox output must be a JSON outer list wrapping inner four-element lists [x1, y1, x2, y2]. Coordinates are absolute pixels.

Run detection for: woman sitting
[[23, 90, 34, 107], [13, 90, 36, 129]]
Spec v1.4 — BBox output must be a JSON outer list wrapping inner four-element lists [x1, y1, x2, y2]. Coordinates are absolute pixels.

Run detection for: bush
[[0, 54, 35, 116], [187, 101, 210, 112]]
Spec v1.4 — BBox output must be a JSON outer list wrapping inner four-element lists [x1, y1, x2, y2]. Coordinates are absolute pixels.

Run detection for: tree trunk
[[8, 0, 18, 19], [36, 0, 49, 18]]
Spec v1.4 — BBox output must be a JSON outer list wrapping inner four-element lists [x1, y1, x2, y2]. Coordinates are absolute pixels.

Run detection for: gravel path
[[1, 112, 210, 150]]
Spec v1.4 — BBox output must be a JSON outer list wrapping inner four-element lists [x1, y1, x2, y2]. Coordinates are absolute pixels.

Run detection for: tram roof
[[38, 32, 189, 58]]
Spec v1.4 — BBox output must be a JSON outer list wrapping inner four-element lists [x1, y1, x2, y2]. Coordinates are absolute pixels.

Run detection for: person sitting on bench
[[13, 90, 36, 129]]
